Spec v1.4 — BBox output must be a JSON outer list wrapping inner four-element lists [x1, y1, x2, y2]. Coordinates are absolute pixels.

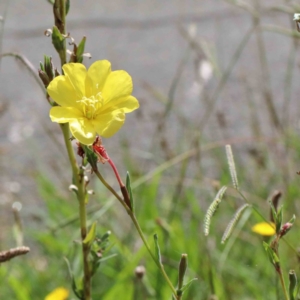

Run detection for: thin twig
[[0, 0, 9, 59], [252, 0, 281, 130], [0, 246, 30, 263], [197, 25, 256, 131], [1, 52, 45, 91]]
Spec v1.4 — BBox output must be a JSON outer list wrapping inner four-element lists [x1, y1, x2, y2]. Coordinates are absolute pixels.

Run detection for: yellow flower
[[44, 287, 69, 300], [251, 222, 276, 236], [48, 60, 139, 145]]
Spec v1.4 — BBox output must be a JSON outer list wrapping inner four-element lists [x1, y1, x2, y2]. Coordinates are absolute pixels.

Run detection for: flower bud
[[279, 222, 293, 238], [269, 190, 281, 222], [44, 56, 54, 81], [279, 215, 296, 238], [294, 14, 300, 32], [178, 254, 188, 290], [69, 184, 78, 193], [289, 270, 297, 300], [76, 142, 85, 158], [39, 56, 55, 88], [75, 36, 86, 63], [44, 29, 52, 37], [52, 26, 65, 55], [92, 137, 109, 161], [135, 265, 146, 280], [38, 70, 50, 87], [54, 68, 60, 77], [294, 14, 300, 21]]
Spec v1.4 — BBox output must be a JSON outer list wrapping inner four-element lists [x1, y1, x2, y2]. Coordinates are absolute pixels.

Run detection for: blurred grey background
[[0, 0, 299, 236]]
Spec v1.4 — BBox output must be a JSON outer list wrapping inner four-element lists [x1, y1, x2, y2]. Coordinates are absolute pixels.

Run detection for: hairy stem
[[277, 268, 289, 300], [55, 1, 91, 298], [78, 184, 91, 300], [57, 0, 67, 65], [60, 124, 91, 300]]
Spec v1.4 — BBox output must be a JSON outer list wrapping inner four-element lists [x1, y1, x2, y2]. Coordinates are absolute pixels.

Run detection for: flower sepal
[[69, 36, 90, 63]]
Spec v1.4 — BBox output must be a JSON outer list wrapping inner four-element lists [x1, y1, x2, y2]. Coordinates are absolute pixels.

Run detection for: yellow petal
[[47, 76, 81, 109], [69, 118, 96, 145], [93, 110, 125, 137], [62, 63, 87, 99], [101, 95, 139, 114], [102, 70, 133, 104], [45, 287, 69, 300], [251, 222, 275, 236], [86, 60, 111, 97], [50, 107, 83, 123]]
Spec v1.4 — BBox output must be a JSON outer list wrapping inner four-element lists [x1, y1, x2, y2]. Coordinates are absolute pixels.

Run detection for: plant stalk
[[60, 124, 91, 300], [129, 214, 178, 298], [78, 186, 91, 300], [278, 267, 289, 300], [54, 2, 92, 297], [57, 0, 67, 65], [93, 169, 178, 298]]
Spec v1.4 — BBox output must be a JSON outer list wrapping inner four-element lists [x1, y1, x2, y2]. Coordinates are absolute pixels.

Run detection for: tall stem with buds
[[56, 1, 91, 298]]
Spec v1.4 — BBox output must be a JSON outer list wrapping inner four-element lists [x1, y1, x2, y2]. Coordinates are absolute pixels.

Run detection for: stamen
[[77, 95, 103, 120]]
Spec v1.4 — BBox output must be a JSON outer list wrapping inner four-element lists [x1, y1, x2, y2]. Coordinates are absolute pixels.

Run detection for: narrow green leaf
[[82, 145, 98, 170], [270, 201, 278, 227], [178, 254, 188, 290], [43, 55, 54, 81], [65, 0, 70, 15], [263, 242, 275, 266], [276, 206, 283, 233], [289, 270, 297, 300], [83, 221, 97, 246], [76, 36, 86, 63], [52, 26, 64, 51], [288, 214, 296, 225], [263, 242, 280, 266], [100, 231, 111, 242], [180, 278, 198, 293], [39, 61, 44, 71], [64, 257, 84, 299], [126, 172, 134, 213], [153, 234, 162, 264]]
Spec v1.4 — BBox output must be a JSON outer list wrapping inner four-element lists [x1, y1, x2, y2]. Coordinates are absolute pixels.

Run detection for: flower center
[[77, 93, 104, 120]]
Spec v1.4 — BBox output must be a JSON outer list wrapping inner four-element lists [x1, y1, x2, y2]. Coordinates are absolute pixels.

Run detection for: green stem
[[130, 214, 178, 297], [78, 186, 91, 300], [93, 169, 127, 210], [272, 235, 289, 300], [237, 190, 267, 223], [60, 124, 78, 183], [278, 268, 289, 300], [93, 169, 178, 298], [54, 1, 90, 298], [60, 124, 91, 300], [58, 0, 67, 65]]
